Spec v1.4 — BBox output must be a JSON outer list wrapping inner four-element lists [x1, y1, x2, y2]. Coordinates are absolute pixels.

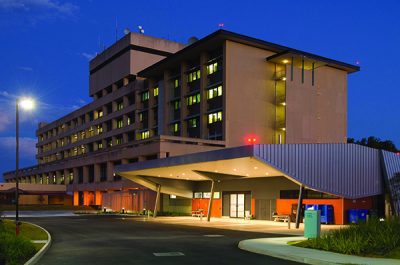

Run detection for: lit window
[[188, 118, 197, 128], [71, 134, 78, 143], [97, 125, 103, 134], [188, 69, 201, 82], [80, 131, 85, 139], [73, 147, 78, 156], [171, 123, 179, 133], [116, 137, 123, 145], [186, 93, 201, 106], [98, 110, 103, 118], [139, 113, 143, 122], [207, 62, 218, 75], [208, 111, 222, 124], [141, 130, 150, 139], [153, 87, 159, 97], [117, 101, 124, 110], [174, 100, 180, 110], [207, 85, 223, 99], [141, 91, 149, 102], [81, 145, 86, 153], [117, 119, 123, 128], [88, 126, 94, 136], [98, 142, 103, 149], [174, 79, 179, 88]]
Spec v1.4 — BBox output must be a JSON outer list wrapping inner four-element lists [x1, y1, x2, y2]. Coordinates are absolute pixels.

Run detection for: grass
[[294, 218, 400, 259], [0, 219, 49, 264]]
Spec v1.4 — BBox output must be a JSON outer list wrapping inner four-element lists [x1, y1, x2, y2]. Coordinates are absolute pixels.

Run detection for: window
[[153, 87, 159, 97], [97, 141, 103, 149], [207, 62, 218, 75], [71, 134, 78, 143], [88, 126, 94, 137], [208, 111, 222, 124], [69, 171, 74, 183], [117, 119, 123, 128], [117, 101, 124, 110], [98, 110, 103, 118], [141, 130, 150, 139], [171, 123, 179, 133], [188, 69, 200, 82], [127, 112, 135, 125], [141, 91, 149, 102], [81, 145, 86, 154], [207, 85, 223, 99], [194, 192, 202, 198], [139, 112, 143, 122], [186, 93, 200, 106], [97, 125, 103, 134], [73, 147, 78, 156], [115, 136, 123, 145], [173, 100, 180, 110], [107, 138, 112, 147], [188, 118, 197, 128], [80, 131, 85, 139], [174, 79, 179, 88]]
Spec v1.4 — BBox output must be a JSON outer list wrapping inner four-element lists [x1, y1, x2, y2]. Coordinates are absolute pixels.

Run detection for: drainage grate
[[153, 252, 185, 257]]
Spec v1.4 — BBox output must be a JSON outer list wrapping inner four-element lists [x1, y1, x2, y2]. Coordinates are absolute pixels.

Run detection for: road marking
[[31, 240, 48, 243], [203, 234, 224, 237], [153, 252, 185, 257]]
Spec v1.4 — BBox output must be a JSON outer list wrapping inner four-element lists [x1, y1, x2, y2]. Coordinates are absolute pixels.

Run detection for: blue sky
[[0, 0, 399, 181]]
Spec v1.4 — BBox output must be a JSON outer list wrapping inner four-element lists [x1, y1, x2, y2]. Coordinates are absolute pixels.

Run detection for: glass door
[[230, 194, 237, 217], [230, 193, 245, 218]]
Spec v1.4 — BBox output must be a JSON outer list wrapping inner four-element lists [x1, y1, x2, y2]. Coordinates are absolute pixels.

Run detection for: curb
[[24, 222, 52, 265], [238, 237, 400, 265]]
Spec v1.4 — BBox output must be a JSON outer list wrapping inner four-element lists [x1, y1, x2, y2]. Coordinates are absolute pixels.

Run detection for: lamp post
[[15, 97, 35, 236]]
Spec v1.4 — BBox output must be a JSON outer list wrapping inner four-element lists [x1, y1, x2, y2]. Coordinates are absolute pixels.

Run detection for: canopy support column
[[153, 183, 161, 218], [295, 185, 304, 229], [207, 180, 215, 222]]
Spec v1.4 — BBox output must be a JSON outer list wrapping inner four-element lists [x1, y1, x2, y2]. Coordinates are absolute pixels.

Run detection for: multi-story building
[[4, 30, 399, 224]]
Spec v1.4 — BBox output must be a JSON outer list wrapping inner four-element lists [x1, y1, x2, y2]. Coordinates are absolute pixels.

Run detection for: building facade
[[5, 30, 398, 224]]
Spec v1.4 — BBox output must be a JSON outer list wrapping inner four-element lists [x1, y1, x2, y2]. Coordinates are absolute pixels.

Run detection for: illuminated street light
[[15, 97, 35, 236]]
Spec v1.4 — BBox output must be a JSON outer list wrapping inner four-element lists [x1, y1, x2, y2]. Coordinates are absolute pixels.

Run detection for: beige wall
[[286, 65, 347, 143], [224, 40, 276, 147], [89, 33, 185, 96]]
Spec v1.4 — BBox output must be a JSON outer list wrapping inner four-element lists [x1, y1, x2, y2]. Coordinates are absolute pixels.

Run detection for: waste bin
[[348, 209, 359, 224], [357, 209, 369, 222], [305, 204, 333, 224]]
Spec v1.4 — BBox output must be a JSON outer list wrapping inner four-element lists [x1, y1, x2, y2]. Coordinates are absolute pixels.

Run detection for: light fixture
[[265, 172, 269, 176], [19, 98, 35, 110], [254, 166, 258, 170], [282, 77, 287, 81], [282, 59, 289, 64], [281, 102, 286, 106], [233, 168, 237, 172], [281, 128, 286, 131]]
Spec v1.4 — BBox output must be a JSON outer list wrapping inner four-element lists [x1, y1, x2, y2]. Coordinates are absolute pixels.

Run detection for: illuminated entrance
[[230, 193, 245, 218]]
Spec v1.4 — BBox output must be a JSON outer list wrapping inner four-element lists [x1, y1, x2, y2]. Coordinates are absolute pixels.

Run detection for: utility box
[[304, 210, 321, 238]]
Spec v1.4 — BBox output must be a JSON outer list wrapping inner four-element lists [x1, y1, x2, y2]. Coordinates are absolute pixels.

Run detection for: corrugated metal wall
[[254, 144, 383, 199], [381, 151, 400, 215]]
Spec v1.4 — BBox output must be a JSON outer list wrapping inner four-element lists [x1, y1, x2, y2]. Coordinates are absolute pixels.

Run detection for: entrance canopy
[[116, 144, 384, 199]]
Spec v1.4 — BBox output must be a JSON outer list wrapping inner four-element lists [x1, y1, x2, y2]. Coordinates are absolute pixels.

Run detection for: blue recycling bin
[[347, 209, 369, 224], [305, 204, 334, 224]]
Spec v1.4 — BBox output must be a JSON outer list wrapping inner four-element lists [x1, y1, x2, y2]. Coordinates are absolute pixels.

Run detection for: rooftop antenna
[[124, 28, 131, 35], [138, 25, 144, 34]]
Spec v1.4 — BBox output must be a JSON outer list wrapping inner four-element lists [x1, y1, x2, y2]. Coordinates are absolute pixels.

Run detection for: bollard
[[288, 215, 291, 229], [200, 211, 203, 221]]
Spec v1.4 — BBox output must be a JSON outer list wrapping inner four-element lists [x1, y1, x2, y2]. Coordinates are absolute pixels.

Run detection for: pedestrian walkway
[[239, 237, 400, 265]]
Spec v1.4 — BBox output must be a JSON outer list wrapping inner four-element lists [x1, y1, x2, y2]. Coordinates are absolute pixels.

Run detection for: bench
[[192, 209, 204, 217]]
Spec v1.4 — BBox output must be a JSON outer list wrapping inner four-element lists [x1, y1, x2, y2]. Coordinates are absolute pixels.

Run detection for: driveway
[[24, 215, 302, 265]]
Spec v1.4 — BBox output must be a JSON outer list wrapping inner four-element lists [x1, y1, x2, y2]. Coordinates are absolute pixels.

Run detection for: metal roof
[[381, 150, 400, 215], [117, 143, 383, 199]]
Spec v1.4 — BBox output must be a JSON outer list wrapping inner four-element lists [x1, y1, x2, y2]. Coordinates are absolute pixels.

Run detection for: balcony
[[187, 79, 200, 92], [187, 104, 200, 116], [207, 71, 222, 86], [207, 96, 222, 110]]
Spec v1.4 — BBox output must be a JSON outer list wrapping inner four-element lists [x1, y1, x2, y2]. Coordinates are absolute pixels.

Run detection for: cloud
[[0, 0, 78, 15], [81, 52, 95, 61], [0, 136, 37, 158], [18, 66, 34, 72], [0, 112, 11, 131]]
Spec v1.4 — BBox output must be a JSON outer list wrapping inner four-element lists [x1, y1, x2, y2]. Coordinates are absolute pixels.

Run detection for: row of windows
[[39, 93, 135, 143]]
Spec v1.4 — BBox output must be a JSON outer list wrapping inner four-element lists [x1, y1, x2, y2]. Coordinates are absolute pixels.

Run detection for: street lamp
[[15, 97, 35, 236]]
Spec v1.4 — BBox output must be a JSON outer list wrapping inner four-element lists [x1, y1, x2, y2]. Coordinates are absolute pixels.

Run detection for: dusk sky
[[0, 0, 399, 181]]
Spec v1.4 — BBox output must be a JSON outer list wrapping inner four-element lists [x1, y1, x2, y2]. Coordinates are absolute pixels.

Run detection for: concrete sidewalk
[[238, 237, 400, 265], [3, 210, 77, 217]]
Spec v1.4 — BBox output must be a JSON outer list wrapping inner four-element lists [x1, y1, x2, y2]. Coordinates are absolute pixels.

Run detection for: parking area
[[23, 215, 303, 265]]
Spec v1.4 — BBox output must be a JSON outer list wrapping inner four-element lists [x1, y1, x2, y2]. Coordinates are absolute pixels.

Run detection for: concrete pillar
[[83, 166, 89, 184], [83, 191, 89, 206], [295, 185, 305, 229], [207, 180, 215, 222], [153, 184, 161, 218], [95, 190, 102, 206], [200, 52, 209, 139], [107, 161, 114, 182], [56, 171, 62, 184], [94, 164, 101, 183], [63, 169, 69, 185], [73, 192, 79, 206], [73, 168, 79, 184]]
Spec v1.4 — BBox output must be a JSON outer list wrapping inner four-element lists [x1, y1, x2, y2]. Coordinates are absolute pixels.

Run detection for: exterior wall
[[90, 32, 185, 96], [102, 190, 156, 212], [286, 66, 347, 143], [192, 198, 222, 217], [162, 194, 192, 214], [224, 40, 276, 147], [19, 195, 48, 205]]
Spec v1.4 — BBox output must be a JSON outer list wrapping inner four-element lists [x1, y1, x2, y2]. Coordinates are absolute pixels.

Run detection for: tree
[[347, 136, 399, 152]]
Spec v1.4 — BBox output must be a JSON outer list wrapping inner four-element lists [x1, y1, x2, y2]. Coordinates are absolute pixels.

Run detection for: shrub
[[297, 218, 400, 256], [0, 232, 36, 265]]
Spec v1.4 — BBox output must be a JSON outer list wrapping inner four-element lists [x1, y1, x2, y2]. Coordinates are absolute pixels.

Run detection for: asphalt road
[[24, 215, 302, 265]]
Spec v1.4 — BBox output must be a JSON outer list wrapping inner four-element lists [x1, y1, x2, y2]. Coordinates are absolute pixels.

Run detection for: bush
[[0, 232, 36, 265], [296, 218, 400, 256]]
